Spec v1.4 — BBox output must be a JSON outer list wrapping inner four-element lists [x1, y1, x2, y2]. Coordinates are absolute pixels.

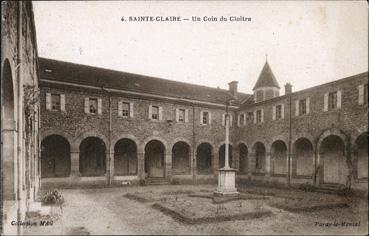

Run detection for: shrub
[[139, 179, 146, 186], [42, 189, 64, 206], [170, 179, 180, 185], [298, 183, 315, 192]]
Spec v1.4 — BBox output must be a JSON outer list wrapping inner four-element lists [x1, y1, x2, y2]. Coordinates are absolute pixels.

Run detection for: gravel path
[[23, 184, 368, 235]]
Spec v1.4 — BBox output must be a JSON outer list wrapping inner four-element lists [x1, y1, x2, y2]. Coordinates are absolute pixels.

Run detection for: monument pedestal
[[213, 167, 240, 198]]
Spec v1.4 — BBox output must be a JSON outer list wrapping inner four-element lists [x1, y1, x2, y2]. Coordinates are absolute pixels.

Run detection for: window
[[246, 112, 254, 123], [89, 98, 98, 114], [256, 110, 262, 123], [178, 109, 185, 122], [299, 99, 307, 115], [202, 112, 209, 125], [122, 102, 130, 117], [240, 113, 245, 126], [222, 114, 233, 126], [51, 94, 61, 111], [360, 84, 368, 105], [152, 106, 159, 120], [255, 90, 264, 102], [275, 105, 282, 120], [328, 92, 337, 110]]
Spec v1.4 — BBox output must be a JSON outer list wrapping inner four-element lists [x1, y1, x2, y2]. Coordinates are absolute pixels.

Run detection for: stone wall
[[1, 1, 41, 235], [236, 73, 368, 189]]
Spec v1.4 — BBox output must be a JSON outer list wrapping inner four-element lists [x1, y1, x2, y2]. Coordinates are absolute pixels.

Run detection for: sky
[[33, 1, 368, 95]]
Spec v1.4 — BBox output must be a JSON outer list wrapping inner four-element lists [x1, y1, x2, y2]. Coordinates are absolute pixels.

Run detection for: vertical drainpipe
[[17, 2, 22, 235], [107, 88, 112, 185], [288, 93, 292, 185], [192, 103, 196, 183]]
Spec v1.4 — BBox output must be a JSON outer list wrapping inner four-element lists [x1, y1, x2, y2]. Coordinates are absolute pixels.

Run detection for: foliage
[[138, 179, 146, 186], [42, 189, 64, 206]]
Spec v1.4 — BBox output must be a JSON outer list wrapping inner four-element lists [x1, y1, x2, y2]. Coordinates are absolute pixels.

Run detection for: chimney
[[285, 83, 292, 95], [228, 81, 238, 98]]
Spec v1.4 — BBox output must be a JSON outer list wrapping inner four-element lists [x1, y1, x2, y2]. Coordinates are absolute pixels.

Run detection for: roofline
[[242, 71, 368, 108], [39, 57, 248, 97]]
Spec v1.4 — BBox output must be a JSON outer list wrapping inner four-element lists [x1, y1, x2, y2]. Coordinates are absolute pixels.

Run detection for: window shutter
[[200, 111, 203, 125], [237, 114, 241, 127], [208, 112, 211, 125], [281, 104, 285, 119], [159, 106, 163, 120], [222, 114, 225, 126], [118, 101, 123, 116], [272, 106, 276, 120], [129, 102, 134, 117], [84, 98, 89, 114], [337, 90, 342, 109], [230, 115, 233, 127], [261, 109, 264, 123], [149, 105, 152, 119], [46, 93, 51, 110], [60, 94, 65, 112], [97, 98, 102, 115], [306, 98, 310, 114], [243, 113, 246, 126], [358, 85, 364, 105], [254, 111, 257, 124], [175, 108, 179, 122], [185, 109, 189, 123], [295, 100, 299, 116], [323, 93, 328, 111]]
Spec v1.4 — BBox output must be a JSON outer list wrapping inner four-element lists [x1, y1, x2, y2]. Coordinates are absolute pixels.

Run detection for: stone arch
[[1, 58, 16, 200], [74, 132, 109, 154], [215, 141, 234, 153], [79, 136, 107, 176], [196, 139, 215, 152], [292, 137, 314, 178], [40, 129, 74, 151], [141, 136, 168, 154], [196, 142, 213, 174], [238, 143, 248, 174], [111, 134, 140, 154], [317, 128, 349, 155], [251, 142, 266, 174], [114, 138, 138, 176], [270, 140, 288, 176], [169, 137, 192, 152], [41, 135, 71, 178], [144, 139, 166, 178], [354, 132, 368, 180], [318, 133, 347, 184], [291, 134, 315, 150], [172, 141, 191, 175]]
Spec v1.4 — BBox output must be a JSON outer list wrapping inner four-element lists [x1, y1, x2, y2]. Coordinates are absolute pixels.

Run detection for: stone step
[[145, 178, 169, 185], [314, 183, 347, 194]]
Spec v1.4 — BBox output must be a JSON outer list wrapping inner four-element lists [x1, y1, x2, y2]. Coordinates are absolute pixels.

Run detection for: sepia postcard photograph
[[1, 0, 368, 235]]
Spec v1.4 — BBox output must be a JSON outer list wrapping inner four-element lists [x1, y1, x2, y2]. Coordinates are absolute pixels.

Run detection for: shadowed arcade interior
[[79, 137, 106, 176], [114, 138, 137, 176], [41, 135, 71, 178], [172, 141, 190, 175], [196, 143, 212, 174], [145, 140, 165, 178]]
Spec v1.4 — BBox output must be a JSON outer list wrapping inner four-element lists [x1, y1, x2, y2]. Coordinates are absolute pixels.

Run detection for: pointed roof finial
[[265, 53, 268, 62], [252, 60, 280, 90]]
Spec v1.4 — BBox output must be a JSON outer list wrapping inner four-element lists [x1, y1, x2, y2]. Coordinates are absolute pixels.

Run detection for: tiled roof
[[39, 58, 250, 105], [252, 61, 280, 90]]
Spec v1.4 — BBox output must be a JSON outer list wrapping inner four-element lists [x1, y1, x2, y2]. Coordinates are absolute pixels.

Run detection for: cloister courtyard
[[23, 184, 367, 235]]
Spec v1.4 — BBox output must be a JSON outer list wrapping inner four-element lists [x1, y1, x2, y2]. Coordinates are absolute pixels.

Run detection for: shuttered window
[[151, 105, 159, 120]]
